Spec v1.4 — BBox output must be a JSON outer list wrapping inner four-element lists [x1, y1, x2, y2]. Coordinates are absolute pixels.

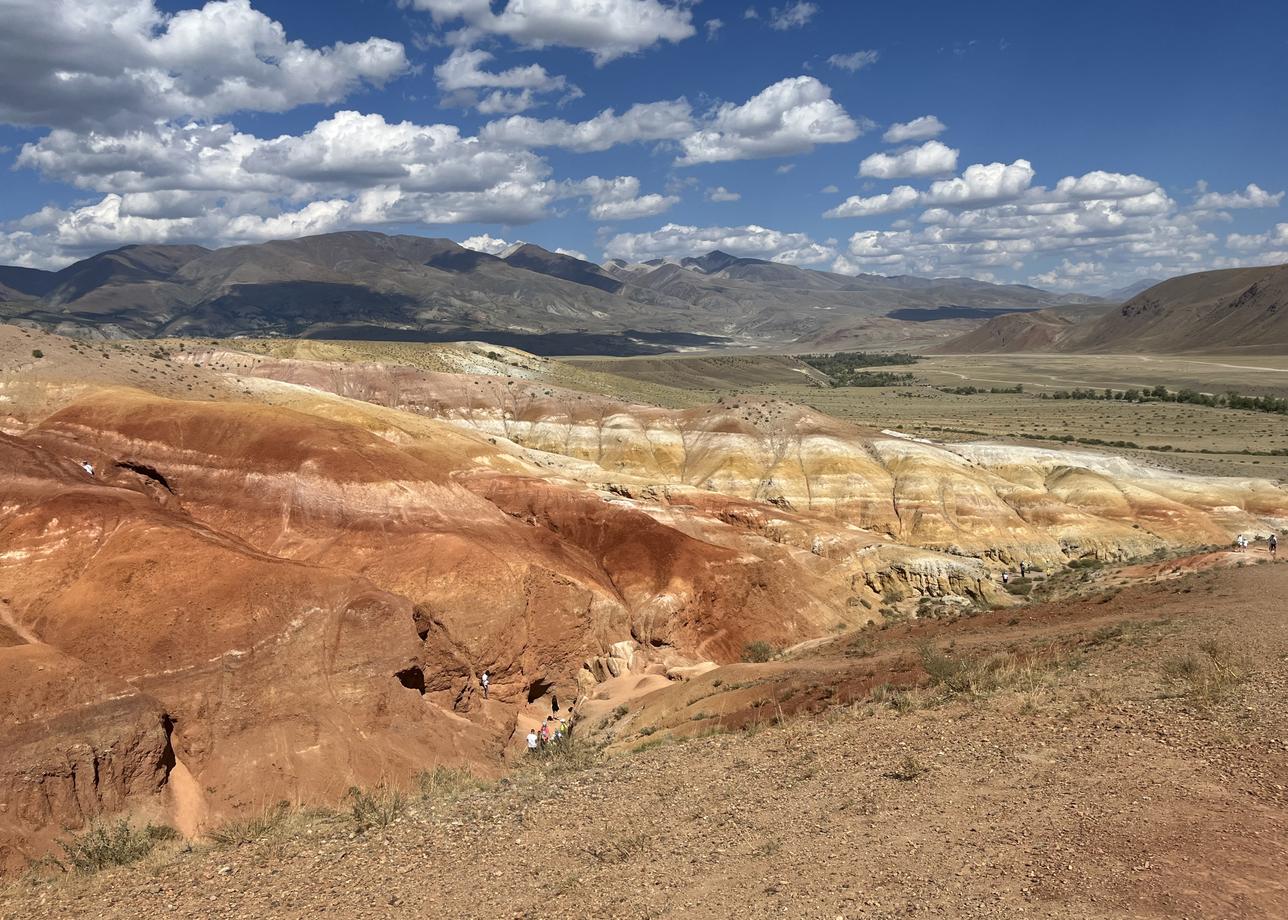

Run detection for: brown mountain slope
[[2, 232, 1093, 352], [936, 263, 1288, 354]]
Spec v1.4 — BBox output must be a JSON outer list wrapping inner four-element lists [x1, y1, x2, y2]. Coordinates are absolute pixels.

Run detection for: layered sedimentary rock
[[2, 331, 1286, 867]]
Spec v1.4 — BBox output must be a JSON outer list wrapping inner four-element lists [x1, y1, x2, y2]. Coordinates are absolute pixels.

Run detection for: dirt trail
[[7, 560, 1287, 920]]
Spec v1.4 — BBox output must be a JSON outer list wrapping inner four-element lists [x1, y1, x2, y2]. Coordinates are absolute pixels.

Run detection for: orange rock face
[[1, 330, 1286, 867]]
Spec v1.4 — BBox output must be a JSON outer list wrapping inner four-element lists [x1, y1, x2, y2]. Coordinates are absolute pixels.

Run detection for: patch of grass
[[1160, 640, 1250, 703], [417, 766, 488, 802], [347, 785, 407, 833], [208, 802, 293, 848], [741, 640, 779, 663], [528, 737, 603, 773], [58, 820, 178, 874], [919, 642, 1059, 699]]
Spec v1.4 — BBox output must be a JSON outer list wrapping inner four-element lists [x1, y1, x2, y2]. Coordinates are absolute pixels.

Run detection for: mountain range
[[0, 232, 1095, 354], [934, 263, 1288, 355]]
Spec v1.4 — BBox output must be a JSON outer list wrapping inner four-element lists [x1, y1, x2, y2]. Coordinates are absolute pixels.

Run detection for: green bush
[[741, 640, 778, 663], [209, 802, 292, 848], [59, 820, 178, 874], [347, 785, 407, 832], [31, 349, 43, 359]]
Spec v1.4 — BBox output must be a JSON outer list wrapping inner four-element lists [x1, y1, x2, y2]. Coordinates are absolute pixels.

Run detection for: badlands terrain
[[2, 325, 1287, 918]]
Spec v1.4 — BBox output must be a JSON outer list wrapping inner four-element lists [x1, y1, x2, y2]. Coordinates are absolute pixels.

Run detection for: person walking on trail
[[480, 670, 490, 700], [1270, 533, 1279, 561], [526, 729, 539, 753], [1002, 571, 1010, 586], [1019, 561, 1027, 578]]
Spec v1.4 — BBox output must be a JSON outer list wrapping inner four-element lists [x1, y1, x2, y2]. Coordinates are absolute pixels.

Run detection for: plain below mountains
[[934, 263, 1288, 355], [0, 231, 1092, 355]]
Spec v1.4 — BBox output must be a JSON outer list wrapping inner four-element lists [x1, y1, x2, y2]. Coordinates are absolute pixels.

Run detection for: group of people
[[1000, 561, 1029, 585], [1235, 533, 1278, 559], [526, 715, 572, 752]]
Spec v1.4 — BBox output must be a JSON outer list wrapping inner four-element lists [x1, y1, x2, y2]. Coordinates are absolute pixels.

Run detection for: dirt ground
[[7, 556, 1286, 920]]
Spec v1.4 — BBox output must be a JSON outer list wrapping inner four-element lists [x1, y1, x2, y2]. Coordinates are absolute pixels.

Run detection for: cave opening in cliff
[[115, 460, 174, 493], [526, 677, 554, 704], [395, 667, 426, 695], [160, 714, 177, 773]]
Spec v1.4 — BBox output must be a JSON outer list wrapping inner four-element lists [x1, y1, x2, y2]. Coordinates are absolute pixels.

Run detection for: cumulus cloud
[[705, 18, 724, 39], [1029, 259, 1109, 290], [828, 50, 879, 72], [922, 159, 1035, 206], [566, 176, 679, 220], [460, 233, 513, 254], [824, 185, 920, 218], [706, 186, 741, 202], [768, 1, 818, 30], [405, 0, 696, 65], [5, 110, 564, 265], [858, 140, 958, 179], [829, 166, 1218, 281], [1194, 183, 1284, 211], [678, 76, 862, 165], [434, 47, 574, 113], [882, 115, 946, 144], [602, 221, 834, 264], [0, 0, 408, 131], [555, 246, 589, 260], [480, 100, 694, 151]]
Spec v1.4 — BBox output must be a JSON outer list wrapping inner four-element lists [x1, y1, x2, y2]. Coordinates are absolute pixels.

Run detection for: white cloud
[[923, 159, 1035, 206], [882, 115, 946, 144], [405, 0, 696, 65], [1053, 171, 1158, 200], [1194, 183, 1284, 211], [705, 18, 724, 39], [706, 186, 741, 202], [434, 47, 572, 112], [480, 100, 694, 151], [829, 166, 1219, 282], [1029, 259, 1108, 290], [824, 185, 920, 218], [460, 233, 513, 254], [776, 164, 796, 174], [5, 109, 566, 266], [603, 221, 835, 264], [555, 246, 589, 260], [858, 140, 958, 179], [769, 2, 818, 30], [678, 76, 862, 165], [828, 50, 879, 72], [820, 184, 839, 194], [567, 176, 678, 220], [0, 0, 408, 131]]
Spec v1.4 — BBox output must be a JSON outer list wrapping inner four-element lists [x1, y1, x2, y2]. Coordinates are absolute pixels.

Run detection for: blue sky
[[1, 0, 1285, 291]]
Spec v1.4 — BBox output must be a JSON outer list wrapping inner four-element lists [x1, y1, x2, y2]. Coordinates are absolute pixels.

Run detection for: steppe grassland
[[569, 351, 1288, 480]]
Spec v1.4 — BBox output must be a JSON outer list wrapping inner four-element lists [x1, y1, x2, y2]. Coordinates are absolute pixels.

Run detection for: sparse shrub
[[742, 640, 778, 663], [1160, 640, 1249, 703], [31, 349, 43, 359], [417, 766, 486, 801], [58, 820, 178, 874], [209, 802, 292, 847], [1005, 577, 1033, 596], [347, 785, 406, 832]]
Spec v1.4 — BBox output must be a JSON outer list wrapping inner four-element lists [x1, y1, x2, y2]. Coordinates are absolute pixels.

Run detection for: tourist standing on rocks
[[526, 729, 539, 753], [481, 670, 490, 700], [1270, 533, 1278, 560], [1002, 571, 1010, 585]]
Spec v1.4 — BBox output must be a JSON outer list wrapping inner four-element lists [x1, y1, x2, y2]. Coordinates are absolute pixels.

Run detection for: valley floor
[[7, 558, 1287, 920]]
